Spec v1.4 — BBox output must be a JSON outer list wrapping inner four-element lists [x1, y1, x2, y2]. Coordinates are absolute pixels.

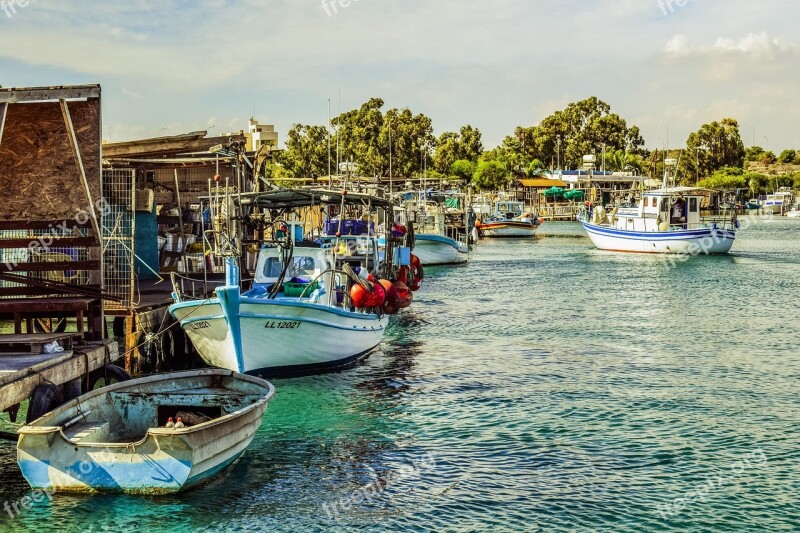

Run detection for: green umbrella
[[563, 190, 585, 200], [543, 186, 565, 197]]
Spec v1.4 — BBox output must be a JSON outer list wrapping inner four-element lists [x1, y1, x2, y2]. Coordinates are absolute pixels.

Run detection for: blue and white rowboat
[[17, 369, 275, 494]]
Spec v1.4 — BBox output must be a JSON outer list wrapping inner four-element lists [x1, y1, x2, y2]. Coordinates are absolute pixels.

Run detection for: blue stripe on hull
[[415, 234, 460, 249], [583, 223, 735, 241], [19, 457, 192, 492]]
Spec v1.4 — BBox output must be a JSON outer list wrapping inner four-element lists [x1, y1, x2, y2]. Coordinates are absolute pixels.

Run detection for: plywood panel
[[0, 99, 101, 221]]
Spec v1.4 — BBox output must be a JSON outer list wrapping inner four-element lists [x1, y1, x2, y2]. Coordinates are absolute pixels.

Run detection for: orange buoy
[[392, 280, 413, 308], [366, 281, 387, 308], [378, 279, 398, 305], [349, 284, 371, 308]]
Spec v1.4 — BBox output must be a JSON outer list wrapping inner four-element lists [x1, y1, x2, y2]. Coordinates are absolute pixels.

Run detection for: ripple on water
[[0, 221, 798, 532]]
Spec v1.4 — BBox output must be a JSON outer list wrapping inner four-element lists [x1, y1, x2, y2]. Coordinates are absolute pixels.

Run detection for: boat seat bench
[[63, 421, 110, 443]]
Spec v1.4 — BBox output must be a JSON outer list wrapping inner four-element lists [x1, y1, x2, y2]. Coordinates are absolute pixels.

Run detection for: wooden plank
[[0, 220, 93, 231], [60, 99, 102, 241], [0, 333, 75, 354], [0, 341, 117, 412], [0, 260, 100, 273], [0, 285, 100, 298], [0, 353, 74, 382], [0, 299, 93, 314], [103, 133, 246, 159], [0, 237, 98, 249], [0, 85, 101, 104]]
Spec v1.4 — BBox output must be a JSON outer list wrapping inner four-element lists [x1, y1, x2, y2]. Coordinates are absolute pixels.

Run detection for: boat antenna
[[336, 90, 341, 189], [328, 98, 332, 189]]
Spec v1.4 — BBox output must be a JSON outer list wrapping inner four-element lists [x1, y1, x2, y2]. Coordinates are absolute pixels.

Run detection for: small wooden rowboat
[[17, 369, 275, 494]]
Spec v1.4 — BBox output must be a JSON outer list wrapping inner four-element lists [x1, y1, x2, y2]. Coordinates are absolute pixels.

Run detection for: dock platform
[[0, 339, 118, 414]]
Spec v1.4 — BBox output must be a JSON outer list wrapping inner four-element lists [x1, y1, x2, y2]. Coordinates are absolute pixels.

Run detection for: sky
[[1, 0, 798, 152]]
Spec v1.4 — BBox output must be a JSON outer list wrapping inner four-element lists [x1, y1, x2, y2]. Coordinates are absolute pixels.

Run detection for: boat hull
[[479, 222, 537, 238], [413, 234, 468, 265], [170, 298, 388, 377], [582, 222, 736, 254], [17, 370, 274, 494], [762, 203, 785, 215]]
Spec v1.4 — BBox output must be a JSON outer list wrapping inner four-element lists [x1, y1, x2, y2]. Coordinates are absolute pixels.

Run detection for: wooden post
[[124, 311, 137, 376], [59, 99, 102, 242], [174, 169, 188, 274], [0, 103, 7, 145]]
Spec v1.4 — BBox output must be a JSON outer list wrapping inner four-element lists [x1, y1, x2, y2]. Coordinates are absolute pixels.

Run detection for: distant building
[[223, 118, 279, 152]]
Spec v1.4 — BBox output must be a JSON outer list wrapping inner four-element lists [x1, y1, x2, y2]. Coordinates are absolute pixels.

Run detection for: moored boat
[[579, 186, 737, 254], [400, 191, 469, 265], [479, 200, 540, 238], [170, 189, 414, 377], [17, 369, 275, 494], [763, 188, 794, 215]]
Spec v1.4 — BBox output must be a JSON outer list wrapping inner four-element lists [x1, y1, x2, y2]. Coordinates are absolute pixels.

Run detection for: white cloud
[[663, 32, 797, 59]]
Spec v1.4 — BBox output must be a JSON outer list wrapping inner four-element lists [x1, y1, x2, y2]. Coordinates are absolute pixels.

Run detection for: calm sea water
[[1, 218, 798, 532]]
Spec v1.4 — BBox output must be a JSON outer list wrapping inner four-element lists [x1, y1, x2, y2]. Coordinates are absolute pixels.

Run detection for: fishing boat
[[17, 369, 275, 494], [478, 200, 540, 238], [745, 198, 763, 211], [400, 191, 469, 265], [763, 188, 794, 215], [169, 189, 413, 377], [579, 160, 737, 254]]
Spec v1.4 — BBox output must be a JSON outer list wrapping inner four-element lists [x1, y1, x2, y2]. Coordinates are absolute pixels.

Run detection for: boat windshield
[[263, 256, 317, 279]]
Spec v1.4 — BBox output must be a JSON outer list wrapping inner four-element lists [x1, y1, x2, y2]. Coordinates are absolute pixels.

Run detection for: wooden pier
[[0, 336, 118, 419]]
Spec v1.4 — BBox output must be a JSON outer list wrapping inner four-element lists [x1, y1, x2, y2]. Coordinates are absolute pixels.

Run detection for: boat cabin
[[495, 201, 525, 219], [248, 245, 334, 302], [602, 187, 709, 232]]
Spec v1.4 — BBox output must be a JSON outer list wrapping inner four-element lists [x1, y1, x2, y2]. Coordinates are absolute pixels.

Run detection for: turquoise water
[[0, 219, 798, 532]]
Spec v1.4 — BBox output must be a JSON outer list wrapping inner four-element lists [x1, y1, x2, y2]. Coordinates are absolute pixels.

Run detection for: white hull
[[413, 235, 468, 265], [480, 223, 537, 238], [170, 299, 388, 376], [786, 210, 800, 218], [18, 370, 274, 494], [762, 204, 785, 215], [583, 222, 735, 254]]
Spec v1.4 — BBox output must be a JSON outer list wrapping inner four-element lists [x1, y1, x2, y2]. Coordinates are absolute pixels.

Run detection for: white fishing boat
[[170, 189, 412, 377], [763, 188, 794, 215], [17, 369, 275, 494], [400, 191, 469, 265], [579, 160, 737, 254], [478, 200, 540, 238]]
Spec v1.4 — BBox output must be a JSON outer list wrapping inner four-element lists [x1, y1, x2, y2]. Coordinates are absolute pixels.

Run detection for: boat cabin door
[[686, 196, 700, 227]]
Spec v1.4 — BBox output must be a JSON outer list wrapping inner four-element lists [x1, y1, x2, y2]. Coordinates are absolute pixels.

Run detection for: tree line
[[269, 96, 798, 193]]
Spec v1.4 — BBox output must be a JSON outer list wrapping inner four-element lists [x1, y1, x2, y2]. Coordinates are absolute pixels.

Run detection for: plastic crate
[[283, 280, 319, 297]]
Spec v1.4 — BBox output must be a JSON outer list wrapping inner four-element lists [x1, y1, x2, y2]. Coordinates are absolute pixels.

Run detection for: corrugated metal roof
[[519, 179, 567, 188]]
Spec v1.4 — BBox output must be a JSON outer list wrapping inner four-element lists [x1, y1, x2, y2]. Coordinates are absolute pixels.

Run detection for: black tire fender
[[26, 383, 65, 423], [86, 364, 132, 391]]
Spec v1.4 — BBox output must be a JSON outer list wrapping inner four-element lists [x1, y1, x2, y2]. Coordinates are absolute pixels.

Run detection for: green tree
[[278, 124, 330, 179], [683, 118, 745, 179], [778, 149, 797, 164], [503, 97, 646, 170], [432, 125, 483, 174], [472, 159, 510, 191], [602, 148, 645, 173], [450, 159, 476, 182]]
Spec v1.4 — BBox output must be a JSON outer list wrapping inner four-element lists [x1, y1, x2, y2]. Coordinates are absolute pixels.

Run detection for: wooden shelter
[[0, 85, 104, 339]]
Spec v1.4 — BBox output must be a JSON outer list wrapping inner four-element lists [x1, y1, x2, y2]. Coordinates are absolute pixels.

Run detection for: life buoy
[[397, 265, 410, 285]]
